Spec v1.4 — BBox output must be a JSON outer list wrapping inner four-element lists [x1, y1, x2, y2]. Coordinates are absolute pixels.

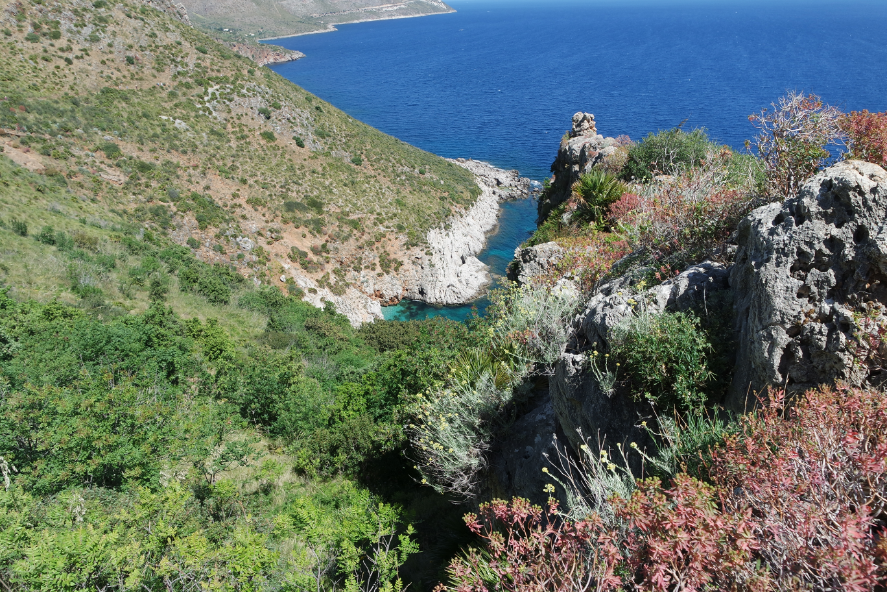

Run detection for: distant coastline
[[257, 8, 455, 42]]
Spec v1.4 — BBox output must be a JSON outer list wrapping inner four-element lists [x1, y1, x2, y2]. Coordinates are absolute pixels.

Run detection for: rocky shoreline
[[284, 160, 533, 326], [257, 1, 455, 40], [399, 159, 533, 305]]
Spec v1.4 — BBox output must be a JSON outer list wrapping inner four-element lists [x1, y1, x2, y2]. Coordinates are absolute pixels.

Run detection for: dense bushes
[[441, 384, 887, 591], [0, 282, 485, 589], [609, 310, 713, 413], [621, 128, 715, 181]]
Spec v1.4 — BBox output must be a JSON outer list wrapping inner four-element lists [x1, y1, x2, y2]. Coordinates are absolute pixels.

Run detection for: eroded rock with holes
[[728, 160, 887, 411]]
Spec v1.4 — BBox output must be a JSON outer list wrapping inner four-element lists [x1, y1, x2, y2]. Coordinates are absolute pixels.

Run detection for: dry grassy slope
[[178, 0, 453, 40], [0, 0, 478, 309]]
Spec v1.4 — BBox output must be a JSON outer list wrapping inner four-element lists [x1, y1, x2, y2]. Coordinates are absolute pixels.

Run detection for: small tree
[[747, 91, 845, 198]]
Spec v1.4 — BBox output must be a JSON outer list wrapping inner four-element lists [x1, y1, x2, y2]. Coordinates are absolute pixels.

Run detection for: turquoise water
[[268, 0, 887, 320], [381, 195, 539, 321]]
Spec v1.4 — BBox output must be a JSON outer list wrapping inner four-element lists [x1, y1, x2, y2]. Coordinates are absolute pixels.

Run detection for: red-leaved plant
[[441, 384, 887, 591], [841, 110, 887, 167], [712, 385, 887, 591], [439, 498, 621, 592]]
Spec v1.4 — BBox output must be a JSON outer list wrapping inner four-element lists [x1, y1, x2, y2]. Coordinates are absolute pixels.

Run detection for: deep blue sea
[[268, 0, 887, 320]]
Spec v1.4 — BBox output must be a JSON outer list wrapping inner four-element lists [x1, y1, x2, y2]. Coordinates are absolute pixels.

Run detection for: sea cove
[[269, 0, 887, 318]]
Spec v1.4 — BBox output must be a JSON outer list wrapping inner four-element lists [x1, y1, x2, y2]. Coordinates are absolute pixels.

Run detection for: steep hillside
[[0, 0, 483, 323], [178, 0, 454, 40]]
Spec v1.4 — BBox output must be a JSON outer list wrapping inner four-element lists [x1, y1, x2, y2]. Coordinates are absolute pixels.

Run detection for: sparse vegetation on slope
[[0, 0, 478, 312]]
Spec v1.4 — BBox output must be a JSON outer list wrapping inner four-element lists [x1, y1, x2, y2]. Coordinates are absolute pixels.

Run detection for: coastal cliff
[[400, 160, 532, 305], [283, 160, 533, 326]]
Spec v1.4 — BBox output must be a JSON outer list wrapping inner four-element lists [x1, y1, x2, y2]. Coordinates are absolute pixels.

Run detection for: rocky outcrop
[[142, 0, 192, 25], [539, 112, 628, 220], [509, 242, 565, 285], [728, 160, 887, 411], [227, 42, 304, 67], [552, 262, 732, 458], [480, 383, 570, 507], [399, 159, 532, 305]]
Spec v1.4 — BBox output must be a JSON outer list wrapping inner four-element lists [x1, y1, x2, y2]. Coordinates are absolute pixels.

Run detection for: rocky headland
[[470, 109, 887, 508], [225, 42, 304, 67], [177, 0, 454, 41]]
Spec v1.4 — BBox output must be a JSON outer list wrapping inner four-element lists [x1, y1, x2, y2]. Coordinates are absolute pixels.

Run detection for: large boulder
[[728, 160, 887, 411], [508, 241, 565, 285]]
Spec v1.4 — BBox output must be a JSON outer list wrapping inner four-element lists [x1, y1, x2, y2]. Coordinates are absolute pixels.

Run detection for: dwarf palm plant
[[569, 170, 629, 229]]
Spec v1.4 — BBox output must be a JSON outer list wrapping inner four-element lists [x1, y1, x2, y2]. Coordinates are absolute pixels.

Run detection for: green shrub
[[10, 219, 28, 237], [186, 237, 200, 249], [609, 309, 713, 412], [351, 156, 363, 166], [125, 55, 135, 65], [293, 136, 305, 148], [195, 46, 208, 55], [99, 142, 122, 159], [36, 225, 55, 245], [621, 128, 713, 181], [257, 107, 271, 120], [259, 130, 275, 143], [25, 32, 39, 43]]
